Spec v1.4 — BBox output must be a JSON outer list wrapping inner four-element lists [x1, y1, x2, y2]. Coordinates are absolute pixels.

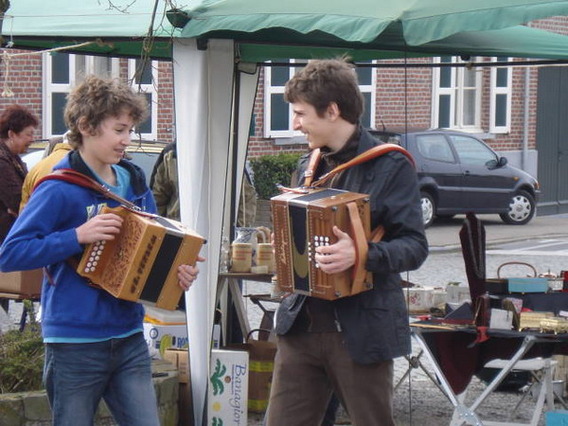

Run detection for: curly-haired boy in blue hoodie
[[0, 75, 202, 426]]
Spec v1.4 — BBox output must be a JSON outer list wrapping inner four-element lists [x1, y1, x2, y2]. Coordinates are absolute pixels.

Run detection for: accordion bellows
[[77, 206, 205, 310], [271, 188, 372, 300]]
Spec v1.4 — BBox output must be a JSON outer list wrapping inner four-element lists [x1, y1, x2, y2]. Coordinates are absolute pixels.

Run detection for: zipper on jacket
[[334, 308, 342, 332]]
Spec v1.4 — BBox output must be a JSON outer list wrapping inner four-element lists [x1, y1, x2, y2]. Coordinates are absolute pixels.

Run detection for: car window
[[21, 150, 45, 170], [450, 135, 498, 167], [126, 151, 161, 186], [369, 131, 402, 145], [416, 134, 455, 163], [22, 142, 164, 187]]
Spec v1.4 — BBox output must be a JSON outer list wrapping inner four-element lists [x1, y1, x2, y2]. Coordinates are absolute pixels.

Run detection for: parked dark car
[[369, 129, 540, 228], [22, 138, 169, 186]]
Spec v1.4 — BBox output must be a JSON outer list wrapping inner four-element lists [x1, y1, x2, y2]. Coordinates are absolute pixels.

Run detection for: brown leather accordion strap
[[35, 168, 139, 211], [313, 143, 414, 188], [303, 148, 322, 187], [346, 201, 369, 294], [370, 225, 385, 243]]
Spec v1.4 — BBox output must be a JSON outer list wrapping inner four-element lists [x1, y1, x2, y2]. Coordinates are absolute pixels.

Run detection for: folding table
[[410, 324, 568, 426]]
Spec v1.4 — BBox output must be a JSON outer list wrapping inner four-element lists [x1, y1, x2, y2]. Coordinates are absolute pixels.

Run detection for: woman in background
[[0, 104, 38, 242]]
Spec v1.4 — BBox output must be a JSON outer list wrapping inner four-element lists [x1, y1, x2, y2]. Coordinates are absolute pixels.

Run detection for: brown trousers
[[265, 332, 395, 426]]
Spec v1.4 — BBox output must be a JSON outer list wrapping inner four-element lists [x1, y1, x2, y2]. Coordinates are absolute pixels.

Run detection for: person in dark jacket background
[[265, 58, 428, 426], [0, 104, 38, 242]]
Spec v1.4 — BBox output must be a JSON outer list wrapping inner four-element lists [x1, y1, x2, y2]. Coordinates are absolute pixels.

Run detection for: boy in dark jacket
[[265, 59, 428, 426], [0, 76, 202, 426]]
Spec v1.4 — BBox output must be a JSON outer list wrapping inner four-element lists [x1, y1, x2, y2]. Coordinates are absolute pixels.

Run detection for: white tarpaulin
[[173, 38, 259, 425]]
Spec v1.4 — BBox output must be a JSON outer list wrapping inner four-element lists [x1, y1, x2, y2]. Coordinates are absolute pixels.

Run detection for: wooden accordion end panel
[[77, 206, 205, 310], [271, 188, 372, 300]]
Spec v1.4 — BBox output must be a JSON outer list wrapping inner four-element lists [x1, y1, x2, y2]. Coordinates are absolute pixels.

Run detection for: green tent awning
[[2, 0, 568, 61], [178, 0, 568, 46]]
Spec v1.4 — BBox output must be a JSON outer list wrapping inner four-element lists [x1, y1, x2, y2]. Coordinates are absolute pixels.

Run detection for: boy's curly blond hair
[[64, 75, 148, 149]]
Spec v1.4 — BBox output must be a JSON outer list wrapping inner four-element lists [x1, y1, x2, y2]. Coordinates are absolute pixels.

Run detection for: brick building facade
[[0, 16, 566, 168]]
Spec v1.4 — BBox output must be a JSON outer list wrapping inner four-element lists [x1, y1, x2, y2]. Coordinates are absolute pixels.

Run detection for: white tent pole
[[236, 64, 260, 202], [173, 38, 235, 426]]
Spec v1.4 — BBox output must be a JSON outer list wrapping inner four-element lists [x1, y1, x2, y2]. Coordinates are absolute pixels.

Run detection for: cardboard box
[[0, 269, 43, 297], [208, 349, 249, 426], [143, 304, 186, 325], [143, 323, 188, 359], [163, 348, 190, 383], [162, 348, 193, 424]]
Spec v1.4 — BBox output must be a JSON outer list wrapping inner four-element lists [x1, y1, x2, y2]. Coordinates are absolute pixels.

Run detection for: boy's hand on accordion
[[177, 255, 206, 291], [314, 226, 355, 274], [76, 213, 124, 244]]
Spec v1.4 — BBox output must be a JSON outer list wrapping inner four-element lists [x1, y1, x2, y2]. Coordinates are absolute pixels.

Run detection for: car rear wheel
[[499, 190, 535, 225], [420, 191, 436, 228]]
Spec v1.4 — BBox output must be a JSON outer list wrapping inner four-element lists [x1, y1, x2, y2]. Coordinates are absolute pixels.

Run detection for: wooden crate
[[0, 269, 43, 298]]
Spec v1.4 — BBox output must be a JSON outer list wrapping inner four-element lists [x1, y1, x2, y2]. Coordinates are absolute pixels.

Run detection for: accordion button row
[[309, 235, 330, 268], [83, 240, 107, 273]]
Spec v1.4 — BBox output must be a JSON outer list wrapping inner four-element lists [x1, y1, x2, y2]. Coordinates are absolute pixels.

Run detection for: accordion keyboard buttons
[[84, 240, 106, 273], [312, 235, 330, 268]]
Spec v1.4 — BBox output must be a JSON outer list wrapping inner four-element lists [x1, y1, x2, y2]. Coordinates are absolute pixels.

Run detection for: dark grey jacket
[[274, 128, 428, 364], [0, 142, 27, 242]]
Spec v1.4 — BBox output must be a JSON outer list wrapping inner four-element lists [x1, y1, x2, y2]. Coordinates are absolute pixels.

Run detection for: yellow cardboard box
[[208, 349, 249, 426], [143, 323, 188, 359], [163, 348, 193, 424], [163, 348, 190, 383]]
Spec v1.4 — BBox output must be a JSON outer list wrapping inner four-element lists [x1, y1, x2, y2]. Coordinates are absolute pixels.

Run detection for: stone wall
[[254, 199, 272, 229], [0, 360, 180, 426]]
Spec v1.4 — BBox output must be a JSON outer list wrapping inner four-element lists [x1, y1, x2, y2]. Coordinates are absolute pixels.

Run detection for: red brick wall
[[0, 15, 566, 154], [156, 61, 174, 142], [247, 16, 568, 157], [375, 59, 432, 130], [0, 50, 42, 128], [0, 52, 175, 143]]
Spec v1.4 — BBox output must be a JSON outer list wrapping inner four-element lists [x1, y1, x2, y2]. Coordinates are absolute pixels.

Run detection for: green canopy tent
[[3, 0, 568, 60], [2, 1, 568, 424]]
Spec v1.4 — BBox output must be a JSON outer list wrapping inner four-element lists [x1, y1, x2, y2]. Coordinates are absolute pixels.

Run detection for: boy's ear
[[326, 102, 341, 121], [77, 117, 94, 136]]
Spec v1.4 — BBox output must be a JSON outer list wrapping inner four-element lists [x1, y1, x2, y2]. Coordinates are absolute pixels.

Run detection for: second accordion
[[271, 188, 373, 300], [77, 205, 205, 310]]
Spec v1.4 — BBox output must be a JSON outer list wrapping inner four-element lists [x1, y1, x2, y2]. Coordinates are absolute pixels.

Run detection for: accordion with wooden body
[[77, 206, 205, 310], [271, 188, 373, 300]]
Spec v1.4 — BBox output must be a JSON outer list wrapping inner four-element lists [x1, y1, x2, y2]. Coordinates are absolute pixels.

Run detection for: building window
[[128, 59, 158, 139], [490, 57, 512, 134], [43, 53, 119, 137], [264, 60, 375, 141], [432, 57, 482, 132]]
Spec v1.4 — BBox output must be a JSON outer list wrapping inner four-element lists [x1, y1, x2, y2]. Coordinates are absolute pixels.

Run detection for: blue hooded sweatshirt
[[0, 151, 157, 340]]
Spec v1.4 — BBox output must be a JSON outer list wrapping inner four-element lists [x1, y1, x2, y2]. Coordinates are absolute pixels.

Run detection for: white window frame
[[264, 60, 301, 139], [489, 57, 512, 134], [128, 59, 158, 140], [264, 60, 376, 140], [432, 57, 482, 132], [43, 54, 119, 138], [357, 63, 377, 131]]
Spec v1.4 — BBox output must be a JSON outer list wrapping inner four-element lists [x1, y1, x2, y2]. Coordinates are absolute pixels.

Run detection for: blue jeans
[[43, 332, 159, 426]]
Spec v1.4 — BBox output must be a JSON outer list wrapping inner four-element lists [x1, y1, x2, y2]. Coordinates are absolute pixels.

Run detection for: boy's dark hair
[[284, 58, 364, 124], [64, 75, 148, 149]]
